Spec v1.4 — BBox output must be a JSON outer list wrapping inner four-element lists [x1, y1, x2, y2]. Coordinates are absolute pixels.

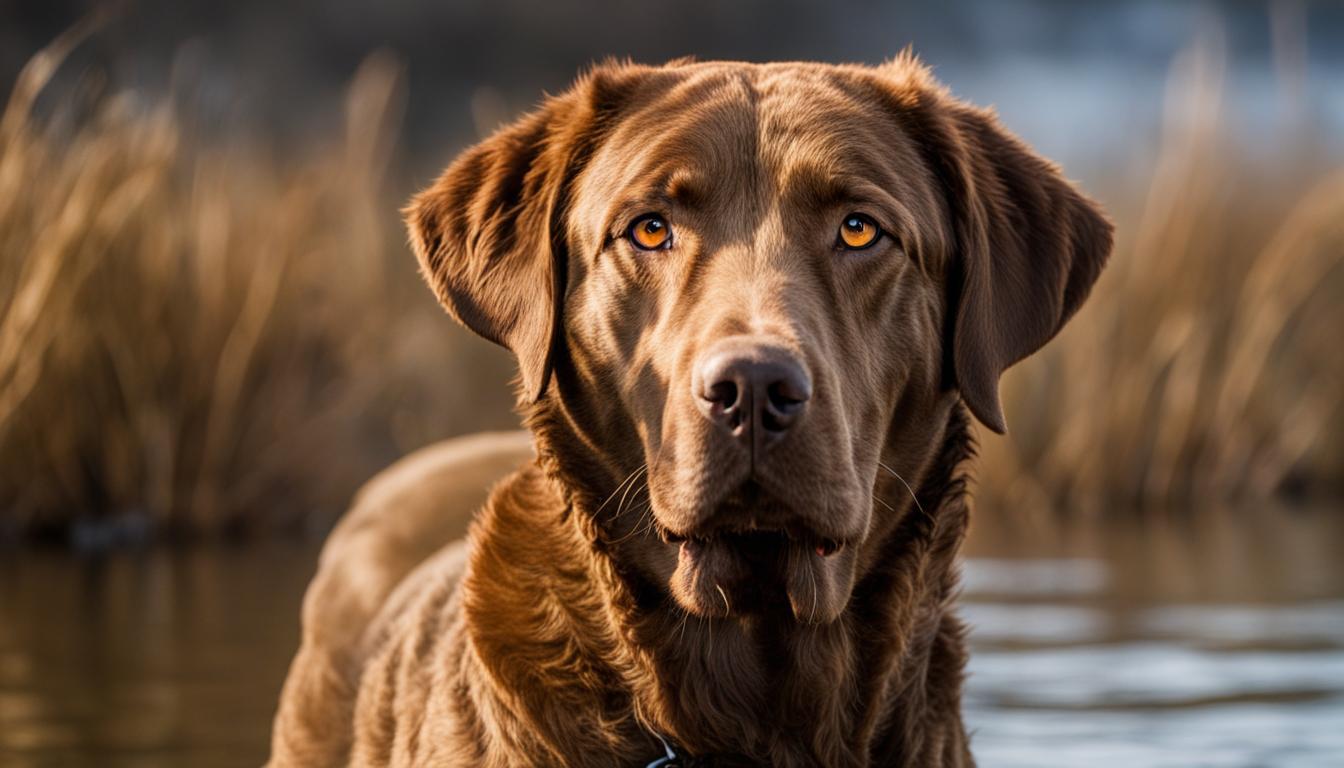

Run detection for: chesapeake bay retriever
[[270, 55, 1112, 766]]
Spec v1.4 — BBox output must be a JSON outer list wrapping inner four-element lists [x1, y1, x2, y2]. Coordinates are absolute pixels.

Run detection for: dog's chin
[[661, 525, 859, 625]]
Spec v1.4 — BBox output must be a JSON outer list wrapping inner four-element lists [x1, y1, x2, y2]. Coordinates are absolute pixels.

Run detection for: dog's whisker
[[809, 552, 819, 623], [705, 601, 715, 656], [593, 472, 638, 517], [631, 489, 657, 529], [676, 604, 691, 646], [605, 482, 660, 547], [715, 583, 731, 616], [878, 460, 926, 518], [608, 496, 656, 546], [614, 466, 648, 520], [594, 464, 646, 517]]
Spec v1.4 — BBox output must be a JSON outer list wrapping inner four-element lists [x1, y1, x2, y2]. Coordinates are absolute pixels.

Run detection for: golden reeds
[[0, 35, 513, 536]]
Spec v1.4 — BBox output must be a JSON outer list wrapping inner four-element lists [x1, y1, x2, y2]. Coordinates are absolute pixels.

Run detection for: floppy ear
[[406, 73, 625, 402], [943, 104, 1113, 433], [897, 80, 1114, 434], [877, 57, 1111, 432]]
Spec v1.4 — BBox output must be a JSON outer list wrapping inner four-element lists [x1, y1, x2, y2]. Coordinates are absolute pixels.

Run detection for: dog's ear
[[943, 104, 1113, 433], [406, 68, 638, 401], [883, 63, 1113, 433]]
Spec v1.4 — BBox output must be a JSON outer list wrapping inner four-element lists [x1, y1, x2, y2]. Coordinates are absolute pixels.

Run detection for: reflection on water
[[1, 509, 1341, 766], [961, 508, 1344, 768], [0, 542, 320, 767]]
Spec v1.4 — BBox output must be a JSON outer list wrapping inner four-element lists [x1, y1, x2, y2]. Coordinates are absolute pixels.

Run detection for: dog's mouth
[[658, 524, 842, 559], [655, 515, 856, 624]]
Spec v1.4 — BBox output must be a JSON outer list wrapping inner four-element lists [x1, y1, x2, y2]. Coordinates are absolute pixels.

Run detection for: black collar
[[645, 732, 685, 767], [649, 731, 728, 767], [646, 731, 754, 767]]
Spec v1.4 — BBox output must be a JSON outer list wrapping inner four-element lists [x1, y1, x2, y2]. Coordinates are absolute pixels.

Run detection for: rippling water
[[961, 509, 1344, 767], [1, 508, 1340, 766]]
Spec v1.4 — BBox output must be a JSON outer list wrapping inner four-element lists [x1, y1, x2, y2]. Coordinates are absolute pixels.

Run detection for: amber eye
[[628, 214, 673, 251], [837, 213, 880, 250]]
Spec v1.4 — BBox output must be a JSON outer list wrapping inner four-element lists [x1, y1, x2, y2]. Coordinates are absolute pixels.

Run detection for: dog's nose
[[695, 339, 811, 449]]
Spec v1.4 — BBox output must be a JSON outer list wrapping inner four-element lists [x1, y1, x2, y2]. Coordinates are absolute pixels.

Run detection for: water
[[1, 509, 1341, 767], [0, 542, 317, 767], [960, 509, 1344, 768]]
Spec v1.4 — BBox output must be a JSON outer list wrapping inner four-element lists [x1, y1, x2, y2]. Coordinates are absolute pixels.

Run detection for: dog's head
[[408, 58, 1111, 624]]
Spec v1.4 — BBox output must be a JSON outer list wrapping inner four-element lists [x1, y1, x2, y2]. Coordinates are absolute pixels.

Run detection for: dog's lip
[[657, 522, 846, 558]]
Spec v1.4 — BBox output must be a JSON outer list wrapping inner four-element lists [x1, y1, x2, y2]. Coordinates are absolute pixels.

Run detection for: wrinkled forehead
[[572, 63, 945, 253]]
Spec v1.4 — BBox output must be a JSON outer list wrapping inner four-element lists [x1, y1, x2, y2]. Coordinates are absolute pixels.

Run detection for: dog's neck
[[459, 404, 975, 767]]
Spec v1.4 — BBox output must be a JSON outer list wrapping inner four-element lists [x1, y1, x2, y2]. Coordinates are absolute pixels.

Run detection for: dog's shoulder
[[345, 445, 571, 767], [303, 430, 532, 653], [269, 431, 532, 767]]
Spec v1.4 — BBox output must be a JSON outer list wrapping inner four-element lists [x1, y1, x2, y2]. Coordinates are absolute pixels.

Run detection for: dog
[[269, 54, 1111, 767]]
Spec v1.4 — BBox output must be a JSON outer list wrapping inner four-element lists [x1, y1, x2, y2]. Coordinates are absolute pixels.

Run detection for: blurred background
[[1, 0, 1341, 765]]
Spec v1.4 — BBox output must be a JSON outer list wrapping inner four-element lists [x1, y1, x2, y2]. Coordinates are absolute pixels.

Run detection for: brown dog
[[270, 55, 1111, 766]]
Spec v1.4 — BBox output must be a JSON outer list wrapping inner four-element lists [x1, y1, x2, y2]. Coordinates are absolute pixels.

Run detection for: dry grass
[[1, 32, 1340, 539], [0, 30, 515, 538], [978, 43, 1344, 517]]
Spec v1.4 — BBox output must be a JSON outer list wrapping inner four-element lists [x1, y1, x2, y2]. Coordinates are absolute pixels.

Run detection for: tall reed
[[0, 31, 513, 537]]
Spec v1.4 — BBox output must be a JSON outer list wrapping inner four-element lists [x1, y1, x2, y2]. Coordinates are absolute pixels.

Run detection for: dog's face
[[409, 59, 1111, 624]]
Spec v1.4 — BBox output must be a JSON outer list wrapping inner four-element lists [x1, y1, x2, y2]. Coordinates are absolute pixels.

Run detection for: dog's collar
[[645, 732, 683, 767], [645, 731, 723, 767]]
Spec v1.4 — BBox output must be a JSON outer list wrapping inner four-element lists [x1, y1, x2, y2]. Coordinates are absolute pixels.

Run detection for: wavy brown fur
[[271, 409, 975, 766], [499, 370, 979, 765]]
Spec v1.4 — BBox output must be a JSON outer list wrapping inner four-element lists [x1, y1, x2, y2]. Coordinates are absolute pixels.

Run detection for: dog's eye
[[837, 214, 880, 250], [627, 214, 673, 251]]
